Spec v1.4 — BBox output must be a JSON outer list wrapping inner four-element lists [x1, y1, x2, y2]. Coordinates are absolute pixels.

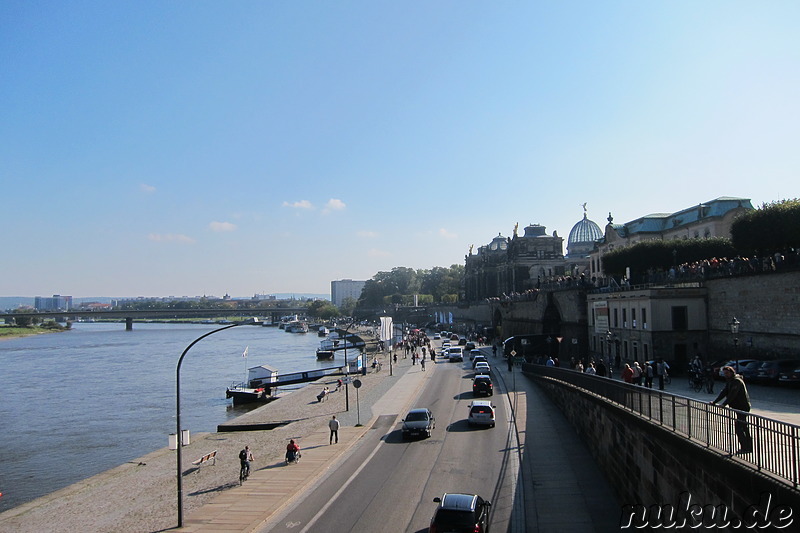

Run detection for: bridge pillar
[[126, 317, 133, 331]]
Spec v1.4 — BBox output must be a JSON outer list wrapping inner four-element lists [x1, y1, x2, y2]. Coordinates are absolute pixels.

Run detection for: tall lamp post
[[341, 319, 359, 412], [175, 318, 258, 527], [729, 316, 740, 371]]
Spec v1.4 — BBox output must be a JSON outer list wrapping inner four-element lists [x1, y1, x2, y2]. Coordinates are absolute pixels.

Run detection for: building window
[[671, 306, 688, 331], [622, 308, 627, 328], [632, 308, 637, 329], [613, 308, 618, 328], [642, 308, 647, 329]]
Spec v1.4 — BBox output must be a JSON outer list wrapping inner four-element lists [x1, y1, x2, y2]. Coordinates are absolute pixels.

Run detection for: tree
[[731, 199, 800, 254]]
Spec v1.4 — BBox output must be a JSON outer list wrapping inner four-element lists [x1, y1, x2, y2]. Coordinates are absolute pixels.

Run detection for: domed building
[[566, 207, 603, 276]]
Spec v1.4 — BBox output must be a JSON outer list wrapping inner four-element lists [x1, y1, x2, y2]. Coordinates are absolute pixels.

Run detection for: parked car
[[473, 375, 493, 396], [402, 408, 435, 439], [778, 362, 800, 385], [429, 493, 491, 533], [754, 360, 800, 385], [715, 359, 760, 378], [739, 360, 765, 381], [474, 361, 491, 375]]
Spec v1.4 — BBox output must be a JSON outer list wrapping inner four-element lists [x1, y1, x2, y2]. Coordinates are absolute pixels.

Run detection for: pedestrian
[[329, 415, 339, 444], [585, 362, 596, 375], [632, 362, 642, 385], [656, 358, 669, 390], [420, 357, 426, 371], [644, 362, 653, 388], [596, 359, 607, 377], [621, 363, 633, 384], [710, 365, 753, 454], [546, 356, 555, 367]]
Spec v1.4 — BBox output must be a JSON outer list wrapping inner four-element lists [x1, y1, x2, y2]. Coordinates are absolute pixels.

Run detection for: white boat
[[285, 320, 309, 333], [318, 326, 329, 337], [226, 364, 279, 405], [319, 331, 366, 352]]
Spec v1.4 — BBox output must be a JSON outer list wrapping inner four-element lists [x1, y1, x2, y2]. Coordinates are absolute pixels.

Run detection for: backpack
[[239, 449, 248, 461]]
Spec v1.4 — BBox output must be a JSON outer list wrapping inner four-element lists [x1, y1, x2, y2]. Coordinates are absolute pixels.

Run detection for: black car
[[402, 408, 435, 439], [473, 375, 493, 396], [430, 493, 491, 533]]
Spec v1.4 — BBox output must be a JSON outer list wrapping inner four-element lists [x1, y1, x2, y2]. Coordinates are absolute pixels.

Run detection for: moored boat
[[316, 349, 335, 360]]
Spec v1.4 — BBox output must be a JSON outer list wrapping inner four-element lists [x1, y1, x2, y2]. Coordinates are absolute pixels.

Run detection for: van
[[467, 400, 496, 428]]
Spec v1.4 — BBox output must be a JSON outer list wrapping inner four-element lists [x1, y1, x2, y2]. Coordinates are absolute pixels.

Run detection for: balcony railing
[[526, 364, 800, 488]]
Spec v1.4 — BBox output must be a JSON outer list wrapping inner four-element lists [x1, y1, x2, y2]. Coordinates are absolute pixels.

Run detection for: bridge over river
[[0, 308, 310, 330]]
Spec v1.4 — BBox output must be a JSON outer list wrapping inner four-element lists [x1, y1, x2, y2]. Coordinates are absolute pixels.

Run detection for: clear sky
[[2, 1, 797, 299]]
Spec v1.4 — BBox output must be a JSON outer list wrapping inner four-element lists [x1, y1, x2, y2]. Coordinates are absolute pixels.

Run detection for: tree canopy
[[357, 265, 463, 308]]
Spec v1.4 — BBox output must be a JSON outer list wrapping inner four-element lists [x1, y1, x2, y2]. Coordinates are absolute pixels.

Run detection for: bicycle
[[239, 462, 250, 485]]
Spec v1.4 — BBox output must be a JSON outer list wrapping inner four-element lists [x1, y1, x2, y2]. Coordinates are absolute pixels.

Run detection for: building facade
[[590, 197, 754, 280], [464, 224, 566, 301], [34, 294, 72, 311], [331, 279, 366, 308]]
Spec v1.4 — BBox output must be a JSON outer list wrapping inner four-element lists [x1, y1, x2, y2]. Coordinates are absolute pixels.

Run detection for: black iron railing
[[526, 364, 800, 488]]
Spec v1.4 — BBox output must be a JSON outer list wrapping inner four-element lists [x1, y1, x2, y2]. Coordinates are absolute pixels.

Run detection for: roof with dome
[[568, 213, 602, 245]]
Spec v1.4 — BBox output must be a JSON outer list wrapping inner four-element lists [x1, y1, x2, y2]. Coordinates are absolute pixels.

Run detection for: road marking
[[298, 431, 388, 533]]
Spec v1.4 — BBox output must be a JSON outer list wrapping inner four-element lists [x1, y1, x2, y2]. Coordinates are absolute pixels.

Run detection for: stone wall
[[529, 370, 800, 528], [706, 271, 800, 359]]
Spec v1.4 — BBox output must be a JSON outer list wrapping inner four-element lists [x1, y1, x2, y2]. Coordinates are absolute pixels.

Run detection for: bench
[[191, 450, 218, 467]]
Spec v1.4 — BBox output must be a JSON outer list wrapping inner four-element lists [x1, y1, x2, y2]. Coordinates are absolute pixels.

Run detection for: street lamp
[[175, 317, 259, 528], [729, 316, 740, 371], [341, 318, 360, 412]]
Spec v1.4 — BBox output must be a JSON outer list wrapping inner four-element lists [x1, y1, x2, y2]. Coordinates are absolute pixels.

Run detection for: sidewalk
[[180, 357, 433, 531]]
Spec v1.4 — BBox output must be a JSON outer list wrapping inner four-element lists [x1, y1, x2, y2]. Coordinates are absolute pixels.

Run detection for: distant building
[[331, 279, 366, 307], [34, 294, 72, 311], [464, 223, 566, 300], [590, 197, 754, 279]]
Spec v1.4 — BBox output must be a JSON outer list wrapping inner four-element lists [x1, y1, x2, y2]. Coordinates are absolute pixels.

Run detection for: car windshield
[[406, 411, 429, 421], [434, 509, 476, 527]]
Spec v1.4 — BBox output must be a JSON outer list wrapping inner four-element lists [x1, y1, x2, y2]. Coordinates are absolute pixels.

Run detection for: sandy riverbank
[[0, 352, 395, 533]]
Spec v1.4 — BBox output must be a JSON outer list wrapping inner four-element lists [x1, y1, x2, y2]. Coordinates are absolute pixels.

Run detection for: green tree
[[731, 199, 800, 254]]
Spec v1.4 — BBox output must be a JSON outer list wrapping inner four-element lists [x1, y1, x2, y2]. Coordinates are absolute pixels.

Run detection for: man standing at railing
[[710, 366, 753, 455]]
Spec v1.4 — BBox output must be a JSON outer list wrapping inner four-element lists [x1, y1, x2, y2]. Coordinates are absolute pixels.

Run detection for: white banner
[[380, 316, 393, 344]]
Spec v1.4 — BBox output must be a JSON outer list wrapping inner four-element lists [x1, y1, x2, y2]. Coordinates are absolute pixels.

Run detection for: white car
[[474, 361, 491, 374], [447, 347, 464, 362]]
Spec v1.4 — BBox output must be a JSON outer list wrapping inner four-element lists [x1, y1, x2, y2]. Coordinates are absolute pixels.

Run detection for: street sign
[[342, 376, 352, 384], [353, 379, 362, 388]]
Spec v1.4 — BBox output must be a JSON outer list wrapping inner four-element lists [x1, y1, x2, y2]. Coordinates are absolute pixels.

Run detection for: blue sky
[[2, 1, 797, 298]]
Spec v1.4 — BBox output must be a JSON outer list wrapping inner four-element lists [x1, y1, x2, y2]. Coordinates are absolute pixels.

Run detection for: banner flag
[[242, 346, 249, 358], [380, 317, 393, 344]]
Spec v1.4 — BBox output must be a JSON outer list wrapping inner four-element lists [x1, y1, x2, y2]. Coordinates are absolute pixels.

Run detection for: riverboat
[[319, 331, 366, 352], [225, 384, 270, 406], [316, 349, 335, 360], [285, 320, 309, 333], [318, 326, 329, 337]]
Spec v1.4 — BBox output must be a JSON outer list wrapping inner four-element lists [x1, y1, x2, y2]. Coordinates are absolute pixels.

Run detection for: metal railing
[[526, 364, 800, 488]]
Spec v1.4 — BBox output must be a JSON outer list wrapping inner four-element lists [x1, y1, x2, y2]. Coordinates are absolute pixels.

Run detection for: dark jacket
[[713, 374, 751, 412]]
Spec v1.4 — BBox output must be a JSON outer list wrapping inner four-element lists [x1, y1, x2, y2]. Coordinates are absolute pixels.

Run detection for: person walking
[[420, 357, 426, 371], [329, 415, 340, 444], [710, 365, 753, 454]]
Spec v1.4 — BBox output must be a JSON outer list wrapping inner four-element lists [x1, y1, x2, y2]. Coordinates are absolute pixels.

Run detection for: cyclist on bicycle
[[239, 445, 254, 477]]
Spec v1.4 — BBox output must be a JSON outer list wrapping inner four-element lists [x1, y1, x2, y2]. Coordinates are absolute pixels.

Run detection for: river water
[[0, 322, 335, 512]]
